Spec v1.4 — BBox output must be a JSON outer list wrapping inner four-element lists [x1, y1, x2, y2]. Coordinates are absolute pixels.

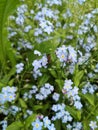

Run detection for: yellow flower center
[[35, 123, 39, 128]]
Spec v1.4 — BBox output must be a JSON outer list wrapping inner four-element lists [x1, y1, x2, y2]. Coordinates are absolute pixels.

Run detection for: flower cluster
[[56, 45, 77, 66], [35, 83, 54, 100], [62, 80, 82, 110], [1, 0, 98, 130], [67, 122, 82, 130], [32, 116, 56, 130], [16, 4, 28, 25], [32, 55, 48, 79], [51, 103, 72, 123], [0, 86, 17, 104], [82, 82, 97, 94]]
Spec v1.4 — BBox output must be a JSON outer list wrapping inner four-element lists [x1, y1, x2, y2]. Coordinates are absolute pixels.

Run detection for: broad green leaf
[[0, 0, 20, 68], [0, 67, 16, 85], [33, 103, 50, 111], [19, 98, 27, 108], [6, 121, 23, 130], [25, 114, 36, 128], [33, 105, 43, 110], [55, 79, 64, 90], [73, 65, 84, 86], [66, 106, 82, 120], [38, 74, 50, 87], [48, 68, 57, 78], [34, 41, 59, 54], [82, 93, 95, 106]]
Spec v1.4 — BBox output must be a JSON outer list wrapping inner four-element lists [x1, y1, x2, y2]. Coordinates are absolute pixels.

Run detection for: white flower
[[89, 121, 97, 130], [34, 50, 41, 56], [52, 92, 60, 101]]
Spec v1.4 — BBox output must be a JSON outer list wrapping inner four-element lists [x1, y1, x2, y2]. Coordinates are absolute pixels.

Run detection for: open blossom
[[52, 92, 60, 101], [63, 79, 73, 91], [89, 121, 97, 130], [43, 116, 51, 128], [56, 45, 77, 65], [74, 101, 83, 110], [32, 118, 43, 130], [16, 63, 24, 74]]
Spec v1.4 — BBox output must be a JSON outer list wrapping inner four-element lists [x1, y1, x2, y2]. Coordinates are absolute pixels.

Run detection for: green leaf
[[19, 98, 27, 108], [25, 114, 36, 128], [48, 68, 57, 78], [0, 67, 16, 85], [7, 45, 16, 66], [66, 106, 82, 120], [55, 120, 61, 130], [55, 79, 64, 90], [38, 74, 50, 87], [73, 65, 84, 86], [82, 93, 95, 106], [34, 41, 59, 54], [83, 120, 90, 130], [33, 103, 50, 111], [33, 105, 43, 110], [0, 0, 20, 68], [6, 121, 23, 130]]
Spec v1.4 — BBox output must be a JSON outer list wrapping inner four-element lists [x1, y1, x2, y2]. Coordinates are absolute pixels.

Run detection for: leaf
[[73, 65, 84, 86], [48, 68, 57, 78], [55, 79, 64, 90], [7, 45, 16, 66], [33, 105, 43, 110], [19, 98, 27, 108], [82, 93, 95, 106], [0, 0, 20, 68], [33, 103, 50, 111], [83, 120, 90, 130], [25, 114, 36, 128], [34, 41, 59, 54], [55, 120, 61, 130], [66, 106, 82, 120], [38, 74, 50, 87], [6, 121, 23, 130], [0, 67, 16, 85]]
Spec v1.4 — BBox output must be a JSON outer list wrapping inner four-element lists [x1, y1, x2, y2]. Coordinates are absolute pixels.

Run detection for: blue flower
[[48, 123, 56, 130], [73, 122, 82, 130], [63, 79, 73, 91], [0, 120, 7, 130], [16, 63, 24, 74], [56, 45, 77, 65], [51, 104, 72, 123], [74, 101, 83, 110], [0, 86, 17, 104], [32, 119, 43, 130], [52, 92, 60, 101], [43, 116, 51, 128]]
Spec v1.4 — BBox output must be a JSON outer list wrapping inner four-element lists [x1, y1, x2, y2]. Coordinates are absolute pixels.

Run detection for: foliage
[[0, 0, 98, 130], [0, 0, 20, 71]]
